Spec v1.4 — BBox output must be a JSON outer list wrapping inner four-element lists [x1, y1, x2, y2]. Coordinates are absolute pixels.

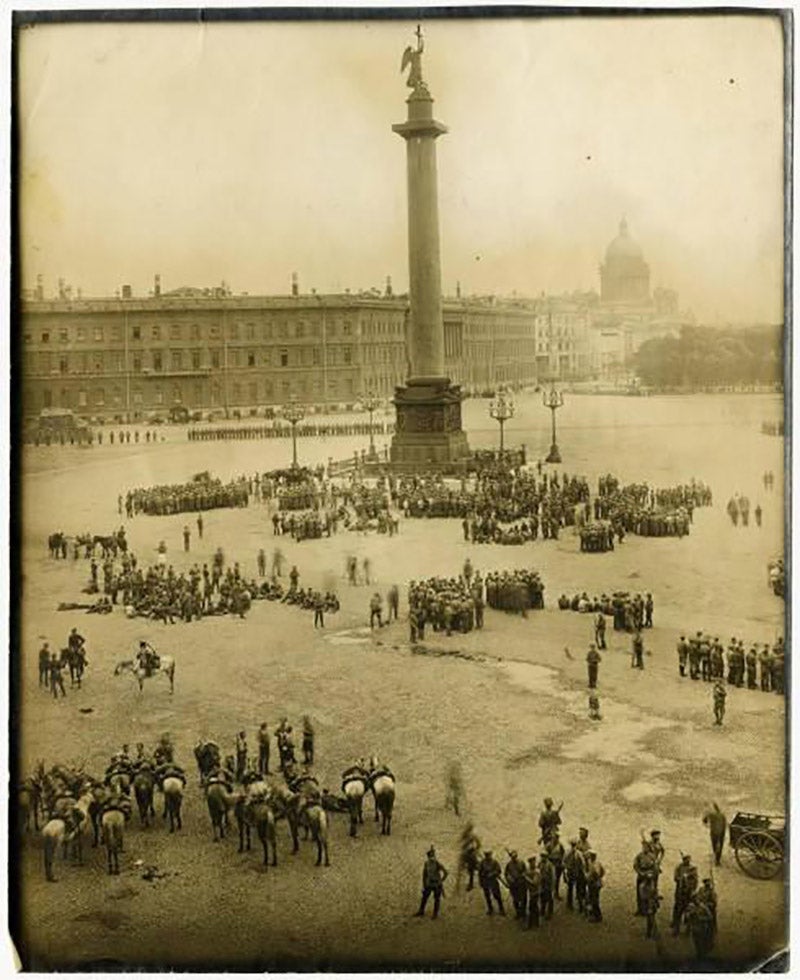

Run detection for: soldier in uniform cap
[[712, 680, 727, 725], [677, 635, 688, 677], [504, 850, 528, 920], [478, 850, 505, 915], [539, 797, 563, 845], [414, 846, 448, 919], [524, 856, 541, 928], [671, 854, 698, 935]]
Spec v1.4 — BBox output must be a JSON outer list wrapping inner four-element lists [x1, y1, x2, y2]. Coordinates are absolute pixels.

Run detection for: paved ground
[[14, 393, 786, 970]]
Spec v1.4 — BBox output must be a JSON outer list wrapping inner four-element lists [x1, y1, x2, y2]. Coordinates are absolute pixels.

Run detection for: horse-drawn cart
[[729, 812, 785, 879]]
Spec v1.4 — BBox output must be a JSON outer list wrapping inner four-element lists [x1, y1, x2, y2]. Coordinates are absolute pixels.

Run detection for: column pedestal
[[390, 376, 470, 469]]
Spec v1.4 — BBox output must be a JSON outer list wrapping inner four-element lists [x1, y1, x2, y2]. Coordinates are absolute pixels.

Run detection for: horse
[[100, 807, 126, 875], [341, 767, 368, 838], [269, 784, 301, 854], [48, 531, 64, 559], [194, 740, 221, 783], [133, 767, 156, 827], [234, 789, 278, 867], [368, 756, 396, 836], [61, 646, 86, 688], [205, 781, 233, 841], [42, 819, 73, 882], [299, 803, 330, 867], [114, 655, 175, 694], [161, 776, 184, 832], [19, 778, 41, 832], [92, 534, 118, 558]]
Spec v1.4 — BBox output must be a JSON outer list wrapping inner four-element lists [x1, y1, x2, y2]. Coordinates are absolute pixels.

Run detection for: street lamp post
[[489, 386, 515, 454], [542, 383, 564, 463], [362, 389, 380, 461], [282, 395, 305, 469]]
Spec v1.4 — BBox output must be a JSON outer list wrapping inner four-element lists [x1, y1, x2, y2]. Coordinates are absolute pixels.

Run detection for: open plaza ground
[[14, 391, 786, 970]]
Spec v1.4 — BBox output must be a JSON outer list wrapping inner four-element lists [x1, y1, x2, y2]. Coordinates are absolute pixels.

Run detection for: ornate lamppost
[[282, 395, 305, 469], [362, 389, 380, 461], [542, 383, 564, 464], [489, 386, 515, 454]]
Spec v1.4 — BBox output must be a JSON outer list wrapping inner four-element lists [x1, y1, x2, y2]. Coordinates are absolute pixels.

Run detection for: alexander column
[[390, 27, 470, 469]]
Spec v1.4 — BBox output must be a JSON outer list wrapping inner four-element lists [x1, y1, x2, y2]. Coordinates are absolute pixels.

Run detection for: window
[[312, 347, 320, 366], [23, 331, 32, 343], [94, 326, 104, 342], [132, 325, 141, 341], [211, 383, 221, 406], [343, 346, 352, 365], [193, 383, 203, 402], [262, 322, 272, 340], [278, 322, 288, 339], [209, 324, 220, 339], [133, 354, 142, 373], [59, 328, 68, 343], [228, 350, 239, 368], [153, 352, 163, 372], [95, 388, 105, 406], [114, 353, 124, 372], [232, 382, 241, 402], [264, 379, 273, 399], [169, 323, 181, 340], [43, 389, 52, 408], [171, 350, 182, 370], [155, 388, 164, 405], [111, 325, 122, 342], [39, 352, 51, 372], [172, 384, 182, 403], [280, 348, 289, 368], [59, 355, 68, 374], [79, 352, 88, 373], [211, 351, 221, 369], [296, 322, 305, 339], [192, 350, 201, 370], [78, 389, 87, 407], [133, 389, 142, 405], [191, 323, 201, 340], [247, 351, 255, 367], [41, 331, 50, 343], [152, 325, 161, 340], [93, 352, 104, 372], [112, 387, 122, 406], [343, 320, 352, 335], [247, 323, 255, 340], [229, 323, 239, 340]]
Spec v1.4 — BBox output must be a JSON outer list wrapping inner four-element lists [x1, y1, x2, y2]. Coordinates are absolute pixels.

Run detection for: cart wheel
[[734, 830, 783, 879]]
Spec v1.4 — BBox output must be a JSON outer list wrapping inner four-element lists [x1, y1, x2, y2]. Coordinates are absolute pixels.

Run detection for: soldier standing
[[524, 856, 541, 928], [369, 592, 384, 629], [50, 653, 66, 698], [539, 850, 555, 920], [546, 832, 566, 899], [677, 635, 689, 677], [478, 850, 506, 915], [387, 584, 400, 622], [702, 803, 727, 866], [671, 854, 698, 935], [504, 850, 528, 920], [745, 647, 758, 688], [235, 731, 248, 781], [257, 549, 266, 577], [257, 722, 270, 776], [39, 642, 51, 687], [458, 822, 481, 891], [586, 644, 601, 689], [564, 839, 582, 911], [413, 846, 448, 919], [594, 612, 607, 649], [644, 592, 654, 628], [538, 797, 563, 845], [183, 525, 191, 552], [631, 630, 644, 670], [759, 645, 773, 692], [585, 851, 605, 922], [712, 681, 727, 725], [302, 716, 315, 765]]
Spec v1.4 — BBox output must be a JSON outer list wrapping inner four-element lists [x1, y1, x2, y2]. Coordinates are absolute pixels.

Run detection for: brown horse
[[19, 779, 41, 833], [235, 793, 278, 867], [205, 781, 232, 841], [162, 776, 184, 833], [101, 808, 125, 874], [299, 802, 330, 866], [133, 768, 156, 827]]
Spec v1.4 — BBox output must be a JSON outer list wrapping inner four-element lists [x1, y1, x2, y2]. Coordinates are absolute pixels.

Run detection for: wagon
[[729, 812, 785, 879]]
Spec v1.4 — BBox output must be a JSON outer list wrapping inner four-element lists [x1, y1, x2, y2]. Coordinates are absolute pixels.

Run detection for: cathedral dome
[[604, 218, 644, 263]]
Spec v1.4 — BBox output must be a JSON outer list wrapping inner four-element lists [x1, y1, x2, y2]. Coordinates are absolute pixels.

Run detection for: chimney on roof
[[385, 275, 393, 298], [121, 284, 132, 300], [154, 274, 161, 297], [291, 272, 299, 297]]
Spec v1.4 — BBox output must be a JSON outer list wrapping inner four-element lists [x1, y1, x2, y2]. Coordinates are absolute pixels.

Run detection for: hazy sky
[[18, 13, 785, 322]]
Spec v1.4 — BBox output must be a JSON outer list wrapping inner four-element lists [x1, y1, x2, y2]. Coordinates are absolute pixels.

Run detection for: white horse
[[341, 766, 368, 838], [368, 755, 396, 836], [114, 656, 175, 694]]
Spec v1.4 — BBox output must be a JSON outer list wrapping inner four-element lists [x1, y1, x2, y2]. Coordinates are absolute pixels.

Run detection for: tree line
[[634, 324, 783, 389]]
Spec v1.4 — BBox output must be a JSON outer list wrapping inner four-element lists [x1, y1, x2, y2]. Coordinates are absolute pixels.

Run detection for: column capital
[[392, 118, 448, 140]]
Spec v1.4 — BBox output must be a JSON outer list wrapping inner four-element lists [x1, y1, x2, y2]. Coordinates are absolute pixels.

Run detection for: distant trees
[[634, 324, 783, 389]]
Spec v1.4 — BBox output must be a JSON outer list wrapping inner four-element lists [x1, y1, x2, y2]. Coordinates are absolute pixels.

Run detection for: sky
[[17, 12, 786, 322]]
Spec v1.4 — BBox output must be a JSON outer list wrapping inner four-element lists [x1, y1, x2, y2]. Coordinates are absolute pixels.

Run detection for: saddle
[[341, 767, 368, 794], [370, 767, 394, 783]]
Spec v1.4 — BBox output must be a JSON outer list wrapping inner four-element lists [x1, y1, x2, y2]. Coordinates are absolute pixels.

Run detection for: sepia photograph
[[10, 6, 788, 971]]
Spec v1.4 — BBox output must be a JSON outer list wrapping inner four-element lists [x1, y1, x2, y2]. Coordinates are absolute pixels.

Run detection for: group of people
[[485, 569, 545, 614], [124, 476, 251, 517], [677, 633, 785, 695], [594, 477, 711, 539], [558, 592, 654, 633], [271, 509, 341, 541], [187, 419, 393, 441], [726, 495, 761, 528], [408, 574, 485, 640]]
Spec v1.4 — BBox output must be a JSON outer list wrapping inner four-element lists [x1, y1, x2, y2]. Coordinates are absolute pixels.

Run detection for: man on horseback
[[136, 640, 160, 677]]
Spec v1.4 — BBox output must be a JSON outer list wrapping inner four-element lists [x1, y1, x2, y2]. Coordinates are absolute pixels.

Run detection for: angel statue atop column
[[401, 24, 427, 94]]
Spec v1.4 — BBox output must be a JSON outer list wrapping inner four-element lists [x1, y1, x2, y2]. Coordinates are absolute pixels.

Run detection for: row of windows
[[25, 345, 359, 375], [26, 316, 367, 346]]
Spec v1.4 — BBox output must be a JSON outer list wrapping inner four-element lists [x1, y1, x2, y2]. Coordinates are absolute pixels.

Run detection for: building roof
[[604, 218, 645, 263]]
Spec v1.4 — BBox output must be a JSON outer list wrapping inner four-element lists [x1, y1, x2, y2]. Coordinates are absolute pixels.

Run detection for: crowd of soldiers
[[187, 420, 393, 441], [418, 803, 719, 957], [485, 569, 545, 613], [277, 481, 321, 512], [594, 476, 712, 538], [271, 509, 342, 541], [558, 592, 654, 632], [124, 477, 250, 517], [578, 521, 617, 552], [468, 518, 542, 545], [408, 573, 486, 639], [677, 633, 785, 695]]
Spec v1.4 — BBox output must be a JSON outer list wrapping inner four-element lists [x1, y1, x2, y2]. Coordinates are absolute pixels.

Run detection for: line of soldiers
[[187, 420, 392, 441], [594, 477, 711, 538], [271, 509, 341, 540], [558, 591, 654, 632], [677, 633, 785, 694], [125, 478, 250, 517]]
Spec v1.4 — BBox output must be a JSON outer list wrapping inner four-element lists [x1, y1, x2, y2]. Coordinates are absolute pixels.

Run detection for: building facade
[[19, 287, 543, 419]]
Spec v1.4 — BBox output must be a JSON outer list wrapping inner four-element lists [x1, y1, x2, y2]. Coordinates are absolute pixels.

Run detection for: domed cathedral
[[599, 217, 651, 305]]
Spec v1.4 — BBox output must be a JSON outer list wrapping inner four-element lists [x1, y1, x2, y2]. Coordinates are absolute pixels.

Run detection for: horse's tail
[[377, 783, 395, 817], [109, 819, 123, 854]]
